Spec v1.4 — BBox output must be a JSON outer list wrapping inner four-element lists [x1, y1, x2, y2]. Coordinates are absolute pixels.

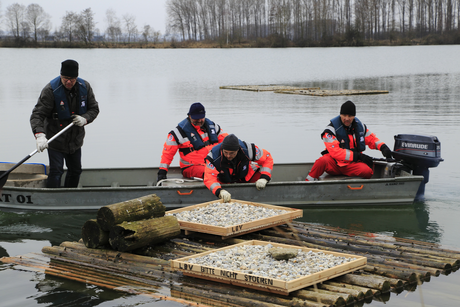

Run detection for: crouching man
[[204, 134, 273, 202]]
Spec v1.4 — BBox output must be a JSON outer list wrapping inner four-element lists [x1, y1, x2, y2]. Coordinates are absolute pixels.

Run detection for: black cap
[[340, 100, 356, 116], [188, 102, 206, 119], [60, 59, 79, 77], [222, 134, 240, 151]]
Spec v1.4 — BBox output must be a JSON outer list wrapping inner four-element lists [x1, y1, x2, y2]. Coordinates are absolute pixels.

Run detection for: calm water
[[1, 46, 460, 306]]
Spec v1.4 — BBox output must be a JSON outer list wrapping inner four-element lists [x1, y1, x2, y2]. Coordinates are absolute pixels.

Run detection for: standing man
[[30, 59, 100, 188], [306, 100, 392, 181], [157, 102, 227, 182], [204, 134, 273, 202]]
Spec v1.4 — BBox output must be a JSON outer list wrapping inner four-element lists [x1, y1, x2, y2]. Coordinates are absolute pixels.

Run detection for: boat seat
[[5, 173, 48, 188]]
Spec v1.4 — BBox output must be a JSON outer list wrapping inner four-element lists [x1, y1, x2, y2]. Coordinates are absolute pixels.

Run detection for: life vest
[[174, 118, 219, 155], [50, 76, 88, 120], [206, 140, 256, 183], [330, 115, 366, 152]]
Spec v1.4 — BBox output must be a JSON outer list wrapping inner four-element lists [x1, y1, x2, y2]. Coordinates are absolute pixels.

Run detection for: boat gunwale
[[1, 171, 425, 193]]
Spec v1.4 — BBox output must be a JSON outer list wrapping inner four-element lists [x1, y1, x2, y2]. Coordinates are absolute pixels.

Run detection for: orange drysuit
[[308, 116, 387, 179], [159, 118, 227, 178]]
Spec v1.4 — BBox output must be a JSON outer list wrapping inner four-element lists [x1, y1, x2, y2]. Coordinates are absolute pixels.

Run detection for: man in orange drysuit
[[204, 134, 273, 202], [306, 100, 393, 181], [157, 102, 227, 182]]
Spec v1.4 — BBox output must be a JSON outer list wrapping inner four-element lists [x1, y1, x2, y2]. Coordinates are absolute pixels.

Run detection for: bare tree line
[[0, 2, 162, 44], [1, 1, 458, 47], [166, 0, 460, 45]]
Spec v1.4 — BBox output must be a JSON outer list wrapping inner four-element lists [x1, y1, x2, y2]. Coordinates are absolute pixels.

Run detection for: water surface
[[1, 46, 459, 306]]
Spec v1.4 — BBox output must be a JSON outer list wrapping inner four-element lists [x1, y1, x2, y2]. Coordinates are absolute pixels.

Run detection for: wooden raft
[[1, 222, 460, 307], [275, 89, 389, 96], [219, 84, 389, 96], [219, 85, 319, 92]]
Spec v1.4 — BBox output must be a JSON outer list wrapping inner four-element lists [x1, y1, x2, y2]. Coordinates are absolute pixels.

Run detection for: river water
[[0, 46, 459, 306]]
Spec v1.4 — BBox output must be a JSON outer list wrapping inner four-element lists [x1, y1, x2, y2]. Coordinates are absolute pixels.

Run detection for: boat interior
[[1, 160, 410, 189]]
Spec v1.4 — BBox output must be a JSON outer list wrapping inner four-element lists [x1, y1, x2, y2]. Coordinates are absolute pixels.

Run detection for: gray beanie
[[222, 134, 240, 151]]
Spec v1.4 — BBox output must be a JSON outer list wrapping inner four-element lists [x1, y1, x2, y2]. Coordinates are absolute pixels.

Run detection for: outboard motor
[[392, 134, 443, 200]]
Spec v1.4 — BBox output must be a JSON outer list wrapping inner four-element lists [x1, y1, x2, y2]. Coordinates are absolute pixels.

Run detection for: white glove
[[219, 190, 232, 202], [35, 133, 48, 152], [255, 178, 268, 190], [72, 115, 87, 126]]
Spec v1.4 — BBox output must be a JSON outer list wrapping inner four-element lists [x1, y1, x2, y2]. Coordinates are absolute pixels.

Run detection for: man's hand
[[157, 169, 167, 183], [71, 115, 87, 126], [219, 190, 232, 202], [255, 178, 268, 190], [380, 144, 393, 160], [35, 133, 48, 152]]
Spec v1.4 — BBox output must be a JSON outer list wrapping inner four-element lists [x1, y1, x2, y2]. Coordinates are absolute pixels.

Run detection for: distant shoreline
[[1, 37, 457, 49]]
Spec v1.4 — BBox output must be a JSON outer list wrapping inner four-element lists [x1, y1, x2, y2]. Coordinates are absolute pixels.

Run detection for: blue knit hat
[[188, 102, 206, 119]]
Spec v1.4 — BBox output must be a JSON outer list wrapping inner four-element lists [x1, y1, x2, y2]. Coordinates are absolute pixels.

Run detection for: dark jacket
[[30, 77, 100, 154]]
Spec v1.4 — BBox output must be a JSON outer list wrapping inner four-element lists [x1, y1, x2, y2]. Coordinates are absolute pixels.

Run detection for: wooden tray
[[171, 240, 367, 295], [167, 199, 303, 239]]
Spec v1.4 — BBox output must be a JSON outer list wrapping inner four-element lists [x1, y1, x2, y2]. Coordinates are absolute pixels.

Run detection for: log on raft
[[335, 274, 391, 293], [109, 216, 180, 252], [316, 283, 365, 301], [293, 288, 347, 306], [324, 281, 377, 298], [97, 194, 165, 231], [81, 219, 109, 249]]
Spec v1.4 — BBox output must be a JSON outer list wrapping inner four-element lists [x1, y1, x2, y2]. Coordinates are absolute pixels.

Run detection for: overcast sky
[[1, 0, 168, 34]]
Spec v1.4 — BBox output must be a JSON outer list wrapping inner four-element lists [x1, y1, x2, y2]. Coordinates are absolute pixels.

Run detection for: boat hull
[[0, 162, 424, 211]]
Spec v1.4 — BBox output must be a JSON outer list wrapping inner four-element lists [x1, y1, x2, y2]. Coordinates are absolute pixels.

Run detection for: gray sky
[[1, 0, 167, 34]]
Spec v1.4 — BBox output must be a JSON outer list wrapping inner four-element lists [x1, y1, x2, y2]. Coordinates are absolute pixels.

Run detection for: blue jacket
[[174, 118, 219, 154], [206, 140, 255, 183], [329, 115, 366, 152], [50, 76, 88, 120]]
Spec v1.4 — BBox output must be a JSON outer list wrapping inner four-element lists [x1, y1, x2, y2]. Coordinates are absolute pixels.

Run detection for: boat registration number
[[0, 193, 33, 204]]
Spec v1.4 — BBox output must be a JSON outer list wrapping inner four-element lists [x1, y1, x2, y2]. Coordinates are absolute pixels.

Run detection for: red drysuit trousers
[[308, 153, 373, 179]]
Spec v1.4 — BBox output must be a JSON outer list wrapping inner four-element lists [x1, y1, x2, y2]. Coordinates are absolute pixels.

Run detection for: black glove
[[354, 152, 374, 168], [380, 144, 393, 159], [157, 169, 167, 182]]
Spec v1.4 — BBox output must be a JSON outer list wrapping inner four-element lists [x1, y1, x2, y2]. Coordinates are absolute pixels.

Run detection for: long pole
[[0, 122, 74, 187]]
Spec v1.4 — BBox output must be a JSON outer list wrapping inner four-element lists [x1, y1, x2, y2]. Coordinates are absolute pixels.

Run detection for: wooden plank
[[182, 272, 290, 295], [171, 240, 366, 295], [167, 199, 302, 237]]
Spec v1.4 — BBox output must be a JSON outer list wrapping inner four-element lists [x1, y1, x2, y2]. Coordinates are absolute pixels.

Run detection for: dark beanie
[[188, 102, 206, 119], [60, 59, 79, 77], [222, 134, 240, 151], [340, 100, 356, 116]]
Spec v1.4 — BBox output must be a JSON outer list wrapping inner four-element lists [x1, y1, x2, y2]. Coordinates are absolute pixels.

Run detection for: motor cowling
[[392, 134, 443, 200]]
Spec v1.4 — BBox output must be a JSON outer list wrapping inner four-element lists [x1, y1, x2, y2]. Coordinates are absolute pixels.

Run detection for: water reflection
[[0, 210, 94, 251], [298, 201, 441, 244], [34, 276, 125, 306]]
